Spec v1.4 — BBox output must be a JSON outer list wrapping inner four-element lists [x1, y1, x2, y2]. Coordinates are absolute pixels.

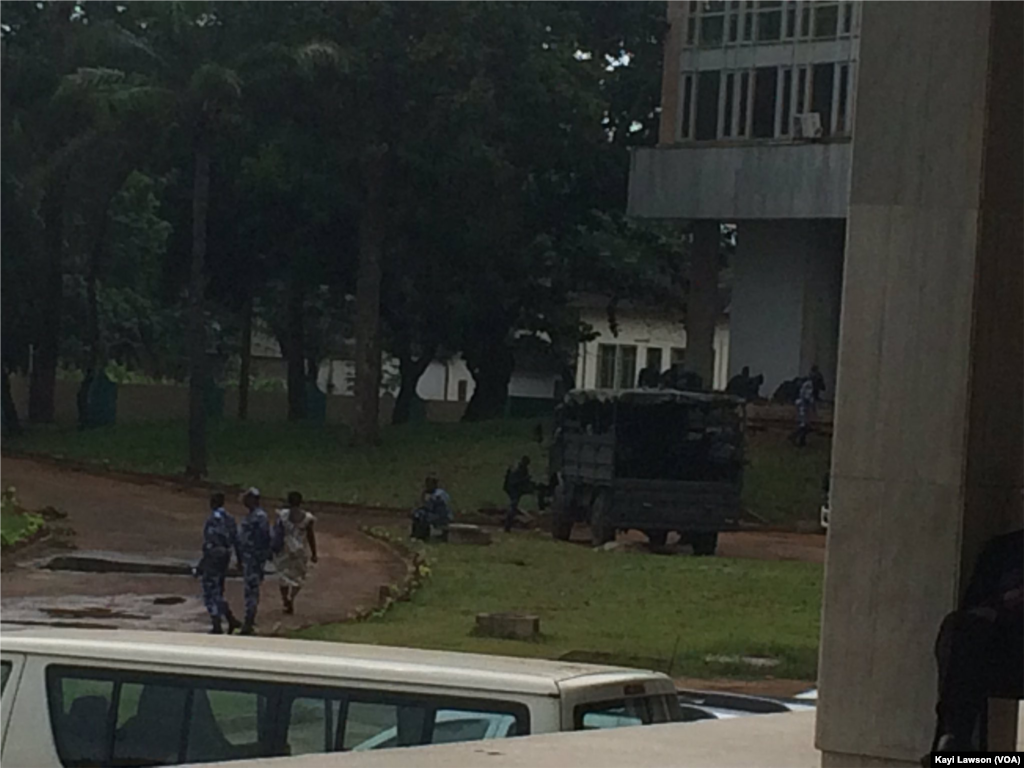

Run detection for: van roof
[[0, 628, 668, 697]]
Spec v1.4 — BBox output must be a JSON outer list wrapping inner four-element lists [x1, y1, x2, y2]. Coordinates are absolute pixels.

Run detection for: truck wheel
[[646, 530, 668, 548], [550, 486, 573, 541], [590, 495, 615, 547], [692, 532, 718, 556]]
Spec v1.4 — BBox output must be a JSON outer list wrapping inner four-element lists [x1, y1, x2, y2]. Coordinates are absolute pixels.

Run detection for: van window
[[51, 675, 116, 766], [1, 661, 12, 694], [46, 666, 530, 766], [574, 694, 681, 731], [281, 689, 527, 754], [47, 667, 277, 766]]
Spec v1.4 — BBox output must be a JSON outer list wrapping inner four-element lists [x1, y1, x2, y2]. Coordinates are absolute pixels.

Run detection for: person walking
[[197, 492, 241, 635], [789, 377, 816, 447], [503, 456, 535, 533], [273, 491, 318, 615], [238, 487, 271, 635]]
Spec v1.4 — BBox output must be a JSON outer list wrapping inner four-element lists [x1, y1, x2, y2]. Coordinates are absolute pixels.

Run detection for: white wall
[[729, 219, 843, 396], [575, 307, 730, 391], [416, 357, 557, 403]]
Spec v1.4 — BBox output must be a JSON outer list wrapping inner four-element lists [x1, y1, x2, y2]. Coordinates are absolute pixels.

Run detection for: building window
[[618, 347, 638, 390], [738, 72, 750, 137], [727, 1, 740, 42], [780, 68, 793, 135], [751, 66, 777, 138], [784, 1, 797, 38], [722, 73, 735, 137], [811, 62, 835, 134], [699, 1, 725, 46], [597, 345, 643, 390], [756, 1, 782, 41], [842, 2, 854, 34], [646, 347, 664, 373], [681, 74, 695, 139], [813, 2, 839, 38], [683, 60, 851, 142], [800, 4, 811, 36], [695, 70, 721, 140], [836, 63, 850, 133], [597, 345, 617, 389]]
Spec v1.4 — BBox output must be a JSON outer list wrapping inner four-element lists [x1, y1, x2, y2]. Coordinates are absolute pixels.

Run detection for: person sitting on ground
[[929, 528, 1023, 754], [273, 491, 318, 615], [503, 456, 536, 533], [410, 475, 453, 541]]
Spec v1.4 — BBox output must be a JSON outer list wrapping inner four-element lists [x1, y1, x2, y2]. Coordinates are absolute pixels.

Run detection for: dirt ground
[[1, 457, 408, 634]]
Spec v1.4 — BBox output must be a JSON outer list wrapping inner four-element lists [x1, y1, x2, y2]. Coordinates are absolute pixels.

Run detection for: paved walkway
[[0, 458, 408, 634]]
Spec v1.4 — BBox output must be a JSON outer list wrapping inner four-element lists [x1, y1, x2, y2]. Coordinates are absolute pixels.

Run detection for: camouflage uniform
[[199, 508, 239, 620], [238, 506, 271, 624]]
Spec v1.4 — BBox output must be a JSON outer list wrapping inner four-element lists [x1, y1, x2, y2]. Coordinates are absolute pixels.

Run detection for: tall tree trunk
[[186, 139, 211, 479], [237, 294, 252, 420], [28, 184, 64, 424], [1, 366, 22, 436], [79, 187, 117, 428], [687, 220, 719, 390], [352, 146, 388, 445], [286, 272, 306, 421], [462, 343, 514, 422], [392, 342, 434, 425]]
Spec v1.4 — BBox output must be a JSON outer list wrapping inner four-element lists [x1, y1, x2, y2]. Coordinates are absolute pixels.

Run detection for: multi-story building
[[629, 1, 860, 393]]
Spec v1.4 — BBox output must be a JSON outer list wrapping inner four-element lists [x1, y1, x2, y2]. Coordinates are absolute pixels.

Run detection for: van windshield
[[573, 694, 682, 731]]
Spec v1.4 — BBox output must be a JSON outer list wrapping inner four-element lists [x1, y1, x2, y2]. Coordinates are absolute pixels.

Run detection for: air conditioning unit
[[793, 112, 823, 139]]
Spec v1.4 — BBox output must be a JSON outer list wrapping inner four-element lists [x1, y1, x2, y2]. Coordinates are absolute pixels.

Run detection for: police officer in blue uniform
[[238, 487, 271, 635], [198, 492, 241, 635]]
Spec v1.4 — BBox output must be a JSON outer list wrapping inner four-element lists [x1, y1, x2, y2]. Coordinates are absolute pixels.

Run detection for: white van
[[0, 628, 682, 766]]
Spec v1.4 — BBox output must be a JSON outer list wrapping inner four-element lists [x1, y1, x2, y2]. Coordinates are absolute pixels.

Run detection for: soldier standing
[[198, 492, 241, 635], [238, 487, 271, 635]]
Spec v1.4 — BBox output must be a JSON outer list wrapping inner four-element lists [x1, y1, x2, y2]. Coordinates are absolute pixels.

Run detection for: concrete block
[[474, 612, 539, 641], [447, 524, 492, 546]]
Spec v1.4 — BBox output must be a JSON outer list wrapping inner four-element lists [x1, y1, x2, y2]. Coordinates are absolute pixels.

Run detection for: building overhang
[[627, 140, 852, 221]]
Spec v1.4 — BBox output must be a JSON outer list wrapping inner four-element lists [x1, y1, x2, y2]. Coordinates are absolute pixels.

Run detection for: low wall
[[8, 377, 468, 427]]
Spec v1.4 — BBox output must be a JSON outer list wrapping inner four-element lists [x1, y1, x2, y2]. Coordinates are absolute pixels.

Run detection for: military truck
[[548, 389, 746, 555]]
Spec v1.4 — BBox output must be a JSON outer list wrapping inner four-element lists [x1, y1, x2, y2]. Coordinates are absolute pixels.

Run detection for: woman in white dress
[[274, 491, 318, 614]]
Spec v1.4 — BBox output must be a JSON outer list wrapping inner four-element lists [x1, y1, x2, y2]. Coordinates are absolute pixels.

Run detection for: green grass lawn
[[298, 528, 823, 681], [9, 419, 829, 523], [743, 428, 830, 525], [11, 419, 547, 512]]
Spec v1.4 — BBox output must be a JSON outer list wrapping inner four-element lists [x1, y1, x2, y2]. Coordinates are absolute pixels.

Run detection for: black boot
[[209, 617, 223, 635], [225, 610, 241, 635], [240, 612, 256, 635]]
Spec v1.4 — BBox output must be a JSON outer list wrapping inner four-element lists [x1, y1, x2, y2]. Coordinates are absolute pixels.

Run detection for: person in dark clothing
[[725, 367, 752, 398], [930, 529, 1023, 753], [503, 456, 535, 533], [809, 365, 826, 402], [747, 374, 765, 401], [237, 488, 271, 635], [637, 364, 661, 389], [197, 492, 241, 635], [411, 475, 453, 541]]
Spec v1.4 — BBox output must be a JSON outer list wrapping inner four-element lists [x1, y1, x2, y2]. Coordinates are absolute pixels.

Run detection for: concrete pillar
[[730, 219, 844, 396], [688, 220, 719, 390], [816, 2, 1023, 766], [657, 2, 686, 146]]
